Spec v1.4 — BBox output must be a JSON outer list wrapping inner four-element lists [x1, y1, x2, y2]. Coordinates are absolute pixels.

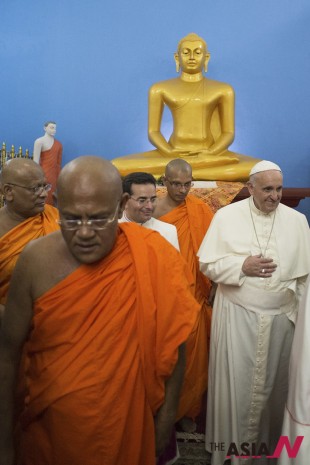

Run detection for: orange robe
[[19, 223, 200, 465], [0, 205, 59, 305], [39, 139, 62, 205], [159, 194, 213, 419]]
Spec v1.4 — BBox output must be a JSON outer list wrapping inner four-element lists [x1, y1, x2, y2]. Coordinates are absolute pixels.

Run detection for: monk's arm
[[0, 253, 33, 465], [154, 343, 186, 457], [33, 139, 43, 164]]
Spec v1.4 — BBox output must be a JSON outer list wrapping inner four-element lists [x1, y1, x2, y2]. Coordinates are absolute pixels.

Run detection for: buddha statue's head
[[174, 33, 210, 74]]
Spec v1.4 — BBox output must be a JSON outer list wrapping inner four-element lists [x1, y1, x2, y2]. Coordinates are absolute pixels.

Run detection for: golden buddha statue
[[112, 33, 260, 181]]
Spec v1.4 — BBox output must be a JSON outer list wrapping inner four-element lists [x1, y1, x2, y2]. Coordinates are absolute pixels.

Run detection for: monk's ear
[[2, 184, 14, 201], [119, 193, 130, 218], [162, 176, 168, 187]]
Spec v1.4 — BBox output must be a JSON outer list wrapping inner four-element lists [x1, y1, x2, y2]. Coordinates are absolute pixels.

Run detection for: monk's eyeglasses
[[129, 196, 157, 206], [7, 183, 52, 195], [166, 180, 193, 189], [58, 203, 120, 231]]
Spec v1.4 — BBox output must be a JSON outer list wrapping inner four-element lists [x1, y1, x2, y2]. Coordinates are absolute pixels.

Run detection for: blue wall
[[1, 0, 309, 217]]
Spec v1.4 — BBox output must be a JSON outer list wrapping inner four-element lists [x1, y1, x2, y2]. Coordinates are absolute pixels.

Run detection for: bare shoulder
[[2, 233, 66, 345], [17, 231, 65, 281], [154, 196, 172, 218], [19, 231, 78, 300], [34, 135, 44, 146], [22, 230, 74, 272], [22, 230, 63, 261]]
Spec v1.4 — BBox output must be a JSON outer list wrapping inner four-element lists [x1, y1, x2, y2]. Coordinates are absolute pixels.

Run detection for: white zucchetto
[[249, 160, 282, 176]]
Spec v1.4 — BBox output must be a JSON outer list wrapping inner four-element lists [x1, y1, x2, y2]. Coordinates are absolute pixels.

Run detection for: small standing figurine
[[33, 121, 62, 204]]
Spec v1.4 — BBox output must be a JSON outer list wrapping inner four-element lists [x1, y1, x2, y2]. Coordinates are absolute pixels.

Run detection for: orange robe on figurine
[[33, 121, 63, 205], [159, 194, 213, 420], [19, 224, 200, 465], [39, 139, 62, 205], [0, 205, 59, 306]]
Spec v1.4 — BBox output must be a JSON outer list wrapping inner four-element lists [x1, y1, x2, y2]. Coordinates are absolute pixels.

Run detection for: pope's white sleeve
[[199, 255, 247, 286]]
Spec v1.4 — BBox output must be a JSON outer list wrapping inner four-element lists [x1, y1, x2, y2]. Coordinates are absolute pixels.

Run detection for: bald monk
[[0, 158, 59, 320], [33, 121, 63, 205], [0, 156, 200, 465], [154, 158, 214, 431], [112, 32, 260, 181]]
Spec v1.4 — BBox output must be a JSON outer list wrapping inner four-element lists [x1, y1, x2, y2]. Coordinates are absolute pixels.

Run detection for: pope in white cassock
[[197, 161, 310, 465]]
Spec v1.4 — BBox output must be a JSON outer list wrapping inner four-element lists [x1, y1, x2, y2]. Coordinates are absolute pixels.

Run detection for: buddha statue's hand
[[166, 148, 190, 158], [179, 152, 198, 159], [188, 148, 219, 158]]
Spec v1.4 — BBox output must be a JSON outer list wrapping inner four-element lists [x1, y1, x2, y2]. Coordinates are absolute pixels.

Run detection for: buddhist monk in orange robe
[[0, 156, 200, 465], [0, 158, 59, 311], [154, 159, 214, 428]]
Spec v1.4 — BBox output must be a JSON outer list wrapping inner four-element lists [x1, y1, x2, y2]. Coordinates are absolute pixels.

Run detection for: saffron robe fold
[[39, 139, 62, 205], [20, 223, 200, 465], [0, 205, 59, 305], [159, 194, 213, 419]]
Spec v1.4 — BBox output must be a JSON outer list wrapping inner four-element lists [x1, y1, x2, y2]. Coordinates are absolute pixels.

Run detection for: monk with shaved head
[[0, 156, 200, 465], [0, 158, 59, 320], [154, 158, 214, 432]]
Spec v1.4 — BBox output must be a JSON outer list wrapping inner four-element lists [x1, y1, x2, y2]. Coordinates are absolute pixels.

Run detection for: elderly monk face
[[164, 169, 193, 204], [57, 159, 125, 264], [125, 183, 157, 224], [248, 170, 283, 214], [4, 163, 48, 218]]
